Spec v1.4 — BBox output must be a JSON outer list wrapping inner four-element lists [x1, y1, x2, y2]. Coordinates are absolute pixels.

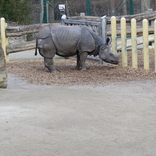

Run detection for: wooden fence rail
[[62, 18, 102, 37], [62, 16, 107, 43], [0, 16, 156, 72], [70, 11, 156, 25], [1, 16, 107, 59], [6, 23, 48, 37]]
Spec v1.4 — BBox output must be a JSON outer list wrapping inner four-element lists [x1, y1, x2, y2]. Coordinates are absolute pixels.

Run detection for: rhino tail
[[35, 37, 38, 56]]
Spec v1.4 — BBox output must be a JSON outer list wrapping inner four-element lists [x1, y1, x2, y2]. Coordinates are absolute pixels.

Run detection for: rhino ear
[[106, 37, 112, 45]]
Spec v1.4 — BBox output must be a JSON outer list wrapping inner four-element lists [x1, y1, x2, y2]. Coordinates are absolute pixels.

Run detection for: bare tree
[[123, 0, 127, 15], [110, 0, 115, 15], [142, 0, 151, 12]]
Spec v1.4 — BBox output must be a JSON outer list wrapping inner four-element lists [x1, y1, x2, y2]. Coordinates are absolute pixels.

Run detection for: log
[[62, 19, 101, 26], [107, 26, 154, 36], [117, 34, 154, 50], [113, 11, 156, 23], [69, 11, 156, 24], [0, 46, 7, 88], [69, 16, 101, 22], [7, 40, 36, 54], [6, 23, 49, 37]]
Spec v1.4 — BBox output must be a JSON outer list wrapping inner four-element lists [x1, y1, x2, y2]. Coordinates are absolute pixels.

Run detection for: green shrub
[[0, 0, 33, 24]]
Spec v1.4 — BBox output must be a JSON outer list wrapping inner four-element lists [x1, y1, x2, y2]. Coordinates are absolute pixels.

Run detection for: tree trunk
[[66, 0, 69, 17], [110, 0, 115, 15], [48, 1, 55, 23], [142, 0, 150, 12], [123, 0, 127, 15]]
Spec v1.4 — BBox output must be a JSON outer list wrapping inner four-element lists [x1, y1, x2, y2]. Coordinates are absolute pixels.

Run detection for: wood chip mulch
[[6, 50, 156, 86]]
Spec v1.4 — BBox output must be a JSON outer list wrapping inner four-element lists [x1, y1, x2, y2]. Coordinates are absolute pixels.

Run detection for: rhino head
[[98, 38, 119, 65]]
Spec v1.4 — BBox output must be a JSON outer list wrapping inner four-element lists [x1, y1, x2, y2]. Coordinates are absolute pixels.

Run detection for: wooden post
[[143, 19, 149, 70], [111, 16, 117, 54], [121, 17, 127, 67], [101, 16, 107, 42], [154, 19, 156, 73], [131, 18, 138, 68], [46, 1, 49, 23], [1, 18, 9, 62]]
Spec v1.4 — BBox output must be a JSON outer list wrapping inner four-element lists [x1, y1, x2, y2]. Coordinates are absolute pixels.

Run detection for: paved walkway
[[9, 49, 41, 61], [9, 49, 62, 61]]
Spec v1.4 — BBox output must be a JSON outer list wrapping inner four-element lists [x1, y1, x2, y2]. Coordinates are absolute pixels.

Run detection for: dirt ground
[[1, 74, 156, 156], [1, 50, 156, 156], [6, 50, 156, 86]]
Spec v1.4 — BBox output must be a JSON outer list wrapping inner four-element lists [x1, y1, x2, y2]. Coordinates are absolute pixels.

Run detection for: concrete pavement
[[9, 49, 63, 62], [0, 50, 156, 156], [0, 72, 156, 156]]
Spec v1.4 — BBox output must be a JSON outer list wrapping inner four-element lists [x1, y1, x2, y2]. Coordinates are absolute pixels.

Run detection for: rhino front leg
[[79, 52, 88, 71], [44, 58, 57, 73], [75, 53, 81, 70]]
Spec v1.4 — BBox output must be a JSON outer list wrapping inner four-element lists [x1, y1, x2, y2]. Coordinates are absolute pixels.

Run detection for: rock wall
[[0, 46, 7, 88]]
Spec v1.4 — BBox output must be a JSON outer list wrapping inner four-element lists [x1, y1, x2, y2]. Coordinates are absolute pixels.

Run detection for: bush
[[0, 0, 33, 24]]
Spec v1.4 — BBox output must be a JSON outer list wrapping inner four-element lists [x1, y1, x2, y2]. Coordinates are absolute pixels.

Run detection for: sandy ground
[[0, 50, 156, 156], [0, 74, 156, 156]]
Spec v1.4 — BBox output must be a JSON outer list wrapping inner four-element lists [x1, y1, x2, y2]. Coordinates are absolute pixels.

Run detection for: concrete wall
[[0, 46, 7, 88]]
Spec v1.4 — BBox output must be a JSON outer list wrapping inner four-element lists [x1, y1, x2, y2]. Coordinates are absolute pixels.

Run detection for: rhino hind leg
[[44, 58, 57, 73], [78, 52, 88, 71]]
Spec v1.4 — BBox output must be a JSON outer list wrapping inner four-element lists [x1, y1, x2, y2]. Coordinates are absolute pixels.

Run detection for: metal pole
[[112, 0, 129, 16], [129, 0, 134, 15], [86, 0, 91, 16], [66, 0, 69, 17], [43, 0, 48, 23]]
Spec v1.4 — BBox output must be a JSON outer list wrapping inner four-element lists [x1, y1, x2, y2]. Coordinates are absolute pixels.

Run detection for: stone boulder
[[0, 46, 7, 88]]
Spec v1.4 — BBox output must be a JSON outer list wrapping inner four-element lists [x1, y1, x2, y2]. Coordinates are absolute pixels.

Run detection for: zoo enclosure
[[43, 0, 156, 23], [0, 11, 156, 72], [0, 16, 107, 62]]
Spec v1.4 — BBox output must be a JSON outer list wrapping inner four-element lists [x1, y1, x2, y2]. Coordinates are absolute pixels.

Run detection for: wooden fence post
[[101, 16, 107, 42], [1, 18, 9, 62], [131, 18, 138, 68], [111, 16, 117, 54], [154, 19, 156, 73], [143, 19, 149, 70], [121, 17, 127, 67]]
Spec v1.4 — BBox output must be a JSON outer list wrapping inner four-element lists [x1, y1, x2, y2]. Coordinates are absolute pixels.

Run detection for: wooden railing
[[0, 17, 107, 62], [61, 17, 107, 40], [110, 16, 156, 72]]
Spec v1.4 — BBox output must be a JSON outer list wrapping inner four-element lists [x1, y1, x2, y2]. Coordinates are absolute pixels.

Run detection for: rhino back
[[37, 24, 60, 38], [51, 26, 82, 56], [77, 27, 95, 53]]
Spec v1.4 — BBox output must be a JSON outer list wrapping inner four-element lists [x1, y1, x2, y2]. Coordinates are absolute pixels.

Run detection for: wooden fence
[[62, 16, 107, 42], [0, 16, 156, 72], [110, 16, 156, 72], [0, 17, 107, 62]]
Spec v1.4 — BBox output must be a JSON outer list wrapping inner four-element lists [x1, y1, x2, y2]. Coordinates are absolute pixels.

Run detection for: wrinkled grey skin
[[35, 24, 118, 73]]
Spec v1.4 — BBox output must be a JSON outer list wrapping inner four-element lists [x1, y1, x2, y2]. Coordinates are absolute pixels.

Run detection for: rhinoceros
[[35, 24, 118, 73]]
